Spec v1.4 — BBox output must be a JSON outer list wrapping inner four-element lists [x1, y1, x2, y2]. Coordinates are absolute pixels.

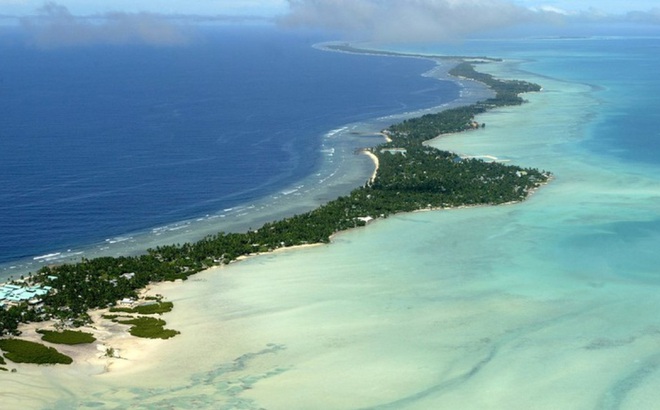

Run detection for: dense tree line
[[387, 62, 542, 148], [449, 62, 542, 106], [0, 61, 550, 337]]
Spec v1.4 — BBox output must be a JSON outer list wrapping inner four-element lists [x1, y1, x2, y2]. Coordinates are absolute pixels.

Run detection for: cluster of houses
[[380, 147, 407, 156], [109, 272, 135, 287], [0, 283, 53, 308]]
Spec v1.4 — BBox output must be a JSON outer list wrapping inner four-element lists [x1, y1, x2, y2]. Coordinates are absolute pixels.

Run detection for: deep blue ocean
[[0, 26, 460, 269]]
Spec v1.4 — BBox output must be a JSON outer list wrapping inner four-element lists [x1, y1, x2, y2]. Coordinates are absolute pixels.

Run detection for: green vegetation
[[109, 302, 174, 315], [0, 339, 73, 365], [449, 62, 541, 106], [107, 307, 134, 313], [0, 58, 550, 339], [115, 317, 179, 340], [37, 329, 96, 345], [101, 314, 128, 320], [0, 304, 41, 337]]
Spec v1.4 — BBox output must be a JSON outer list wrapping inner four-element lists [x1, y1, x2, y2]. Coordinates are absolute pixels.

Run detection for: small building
[[0, 283, 55, 307], [380, 148, 407, 155]]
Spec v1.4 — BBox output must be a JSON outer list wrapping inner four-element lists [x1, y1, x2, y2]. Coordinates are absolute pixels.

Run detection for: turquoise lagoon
[[6, 37, 660, 409]]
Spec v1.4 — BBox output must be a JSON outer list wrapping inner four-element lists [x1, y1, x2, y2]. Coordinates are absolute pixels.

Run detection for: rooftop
[[0, 283, 53, 304]]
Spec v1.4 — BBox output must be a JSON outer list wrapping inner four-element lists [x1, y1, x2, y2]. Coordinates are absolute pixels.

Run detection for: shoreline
[[2, 241, 330, 375], [0, 50, 493, 282], [362, 150, 380, 184], [3, 285, 166, 374], [1, 42, 548, 373], [4, 172, 555, 376]]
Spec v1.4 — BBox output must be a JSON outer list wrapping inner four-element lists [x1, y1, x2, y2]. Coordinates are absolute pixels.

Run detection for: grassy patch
[[133, 302, 173, 315], [102, 314, 131, 320], [116, 317, 179, 339], [144, 296, 161, 301], [107, 307, 134, 313], [109, 302, 174, 315], [0, 339, 73, 365], [37, 329, 96, 345]]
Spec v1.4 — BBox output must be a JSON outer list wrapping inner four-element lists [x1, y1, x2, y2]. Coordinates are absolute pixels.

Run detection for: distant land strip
[[323, 42, 503, 62]]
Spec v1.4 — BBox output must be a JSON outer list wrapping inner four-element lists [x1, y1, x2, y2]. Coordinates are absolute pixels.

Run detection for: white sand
[[363, 150, 380, 183], [4, 286, 172, 375]]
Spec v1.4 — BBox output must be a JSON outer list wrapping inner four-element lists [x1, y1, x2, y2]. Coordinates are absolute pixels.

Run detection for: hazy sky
[[1, 0, 659, 18], [3, 1, 660, 47]]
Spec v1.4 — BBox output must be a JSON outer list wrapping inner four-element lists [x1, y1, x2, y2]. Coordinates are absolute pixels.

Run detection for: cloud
[[533, 5, 573, 15], [20, 2, 192, 48], [556, 7, 660, 26], [279, 0, 565, 42], [625, 8, 660, 25]]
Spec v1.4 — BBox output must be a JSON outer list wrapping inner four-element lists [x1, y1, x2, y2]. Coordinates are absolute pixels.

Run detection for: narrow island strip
[[0, 51, 551, 369]]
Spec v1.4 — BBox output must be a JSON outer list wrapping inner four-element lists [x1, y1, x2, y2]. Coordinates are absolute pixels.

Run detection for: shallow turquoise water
[[6, 37, 660, 409]]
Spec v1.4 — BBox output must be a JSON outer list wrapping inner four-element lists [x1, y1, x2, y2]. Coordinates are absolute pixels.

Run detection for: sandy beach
[[2, 241, 329, 379], [3, 285, 172, 375], [362, 150, 380, 184]]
